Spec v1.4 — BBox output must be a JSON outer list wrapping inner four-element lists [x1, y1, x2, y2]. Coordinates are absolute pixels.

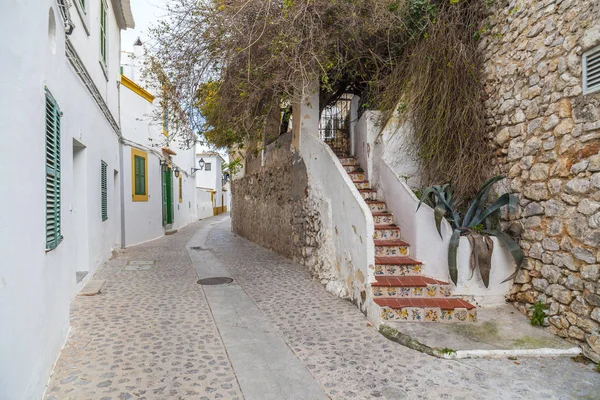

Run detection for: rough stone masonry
[[231, 133, 331, 281], [481, 0, 600, 361]]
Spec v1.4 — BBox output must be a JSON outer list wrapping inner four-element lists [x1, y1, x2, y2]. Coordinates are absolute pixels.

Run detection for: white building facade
[[0, 2, 199, 399], [120, 41, 198, 246], [195, 151, 230, 215], [0, 1, 134, 398]]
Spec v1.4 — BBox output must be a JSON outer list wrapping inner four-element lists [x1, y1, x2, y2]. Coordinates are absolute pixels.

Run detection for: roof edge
[[112, 0, 135, 29]]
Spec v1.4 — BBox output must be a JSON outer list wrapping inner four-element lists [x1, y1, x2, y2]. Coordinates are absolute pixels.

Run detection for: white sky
[[122, 0, 168, 52]]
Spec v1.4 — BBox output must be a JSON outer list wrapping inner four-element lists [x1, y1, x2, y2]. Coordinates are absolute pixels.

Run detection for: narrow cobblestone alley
[[44, 215, 600, 400]]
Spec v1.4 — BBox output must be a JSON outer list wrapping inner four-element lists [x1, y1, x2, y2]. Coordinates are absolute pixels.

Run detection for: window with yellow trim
[[178, 175, 183, 203], [131, 148, 149, 202]]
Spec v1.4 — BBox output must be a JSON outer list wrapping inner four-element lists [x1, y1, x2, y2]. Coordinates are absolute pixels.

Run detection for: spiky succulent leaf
[[448, 229, 461, 285], [434, 204, 446, 239], [484, 229, 524, 283], [463, 176, 504, 227], [471, 193, 512, 227]]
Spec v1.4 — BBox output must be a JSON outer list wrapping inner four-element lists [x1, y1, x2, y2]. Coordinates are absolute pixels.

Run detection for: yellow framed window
[[178, 175, 183, 203], [131, 148, 148, 201]]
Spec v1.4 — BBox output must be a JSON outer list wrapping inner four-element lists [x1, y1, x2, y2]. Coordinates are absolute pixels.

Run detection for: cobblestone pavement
[[44, 218, 242, 400], [206, 219, 600, 400], [44, 216, 600, 400]]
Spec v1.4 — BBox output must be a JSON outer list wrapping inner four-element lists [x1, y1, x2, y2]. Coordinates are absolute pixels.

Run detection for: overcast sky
[[122, 0, 167, 52]]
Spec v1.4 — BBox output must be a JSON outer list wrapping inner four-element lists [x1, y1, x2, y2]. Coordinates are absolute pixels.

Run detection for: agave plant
[[417, 176, 524, 287]]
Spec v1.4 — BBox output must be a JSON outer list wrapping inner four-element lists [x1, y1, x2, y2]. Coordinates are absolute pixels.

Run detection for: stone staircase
[[340, 156, 477, 323]]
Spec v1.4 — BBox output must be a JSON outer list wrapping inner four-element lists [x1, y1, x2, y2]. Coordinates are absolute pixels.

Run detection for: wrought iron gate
[[319, 94, 352, 157]]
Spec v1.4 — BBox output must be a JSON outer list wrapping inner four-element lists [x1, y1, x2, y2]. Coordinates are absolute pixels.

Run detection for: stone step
[[349, 171, 366, 181], [372, 212, 393, 224], [339, 157, 357, 165], [343, 164, 362, 173], [375, 256, 423, 276], [366, 201, 387, 212], [359, 189, 378, 200], [354, 181, 371, 190], [371, 276, 451, 298], [374, 224, 400, 239], [374, 239, 409, 257], [375, 298, 477, 323]]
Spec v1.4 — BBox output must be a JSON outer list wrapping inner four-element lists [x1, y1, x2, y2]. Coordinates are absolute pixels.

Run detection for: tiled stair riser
[[335, 156, 478, 323], [368, 203, 387, 212], [372, 285, 452, 298], [381, 307, 477, 323], [373, 214, 393, 224], [349, 172, 366, 181], [374, 228, 401, 240], [375, 264, 423, 276], [360, 191, 378, 200], [375, 245, 409, 257]]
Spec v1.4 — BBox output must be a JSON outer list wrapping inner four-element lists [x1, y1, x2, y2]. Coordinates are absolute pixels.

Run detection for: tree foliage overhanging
[[148, 0, 493, 198]]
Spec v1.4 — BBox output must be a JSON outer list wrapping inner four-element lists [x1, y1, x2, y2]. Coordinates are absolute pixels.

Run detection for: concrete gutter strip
[[446, 347, 582, 360], [379, 324, 582, 360]]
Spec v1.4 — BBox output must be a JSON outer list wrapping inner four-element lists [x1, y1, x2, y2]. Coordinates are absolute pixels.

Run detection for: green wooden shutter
[[101, 161, 108, 221], [45, 88, 62, 250], [100, 0, 107, 65], [134, 155, 146, 195]]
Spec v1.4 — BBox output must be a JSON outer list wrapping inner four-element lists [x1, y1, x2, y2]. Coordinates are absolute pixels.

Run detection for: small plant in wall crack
[[417, 176, 524, 287], [530, 301, 547, 326]]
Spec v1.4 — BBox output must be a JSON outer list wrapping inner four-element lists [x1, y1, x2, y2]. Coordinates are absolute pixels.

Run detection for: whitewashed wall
[[0, 1, 130, 398], [120, 50, 198, 245], [356, 111, 515, 306], [195, 153, 225, 207], [296, 93, 379, 324], [196, 189, 214, 219]]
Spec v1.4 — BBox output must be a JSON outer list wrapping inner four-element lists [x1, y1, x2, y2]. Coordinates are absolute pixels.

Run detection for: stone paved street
[[45, 215, 600, 400]]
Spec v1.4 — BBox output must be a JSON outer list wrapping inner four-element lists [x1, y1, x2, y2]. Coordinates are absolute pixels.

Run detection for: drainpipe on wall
[[116, 69, 126, 249], [118, 138, 126, 248]]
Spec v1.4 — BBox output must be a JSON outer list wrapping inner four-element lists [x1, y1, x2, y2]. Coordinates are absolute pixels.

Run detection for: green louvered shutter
[[134, 155, 146, 195], [45, 88, 62, 250], [101, 161, 108, 221]]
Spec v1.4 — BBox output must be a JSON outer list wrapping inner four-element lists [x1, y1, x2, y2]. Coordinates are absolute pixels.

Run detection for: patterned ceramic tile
[[338, 157, 356, 165], [375, 245, 409, 257], [343, 165, 359, 172], [373, 228, 401, 240], [373, 215, 393, 224], [368, 203, 387, 212], [354, 182, 371, 189], [349, 172, 365, 181]]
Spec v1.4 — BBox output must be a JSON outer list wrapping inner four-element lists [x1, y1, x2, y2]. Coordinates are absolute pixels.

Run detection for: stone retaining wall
[[481, 0, 600, 361], [231, 133, 329, 278]]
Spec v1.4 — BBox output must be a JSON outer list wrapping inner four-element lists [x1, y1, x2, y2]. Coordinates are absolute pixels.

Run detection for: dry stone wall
[[481, 0, 600, 361], [231, 134, 330, 279]]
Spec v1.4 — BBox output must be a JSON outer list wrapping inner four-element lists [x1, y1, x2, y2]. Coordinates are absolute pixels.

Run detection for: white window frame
[[583, 45, 600, 95], [99, 0, 108, 73]]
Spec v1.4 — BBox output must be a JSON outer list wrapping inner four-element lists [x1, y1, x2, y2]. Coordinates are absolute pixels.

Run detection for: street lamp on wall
[[191, 158, 205, 175], [174, 167, 180, 178]]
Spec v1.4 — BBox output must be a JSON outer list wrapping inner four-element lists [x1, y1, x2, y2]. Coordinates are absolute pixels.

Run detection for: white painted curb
[[441, 347, 582, 359]]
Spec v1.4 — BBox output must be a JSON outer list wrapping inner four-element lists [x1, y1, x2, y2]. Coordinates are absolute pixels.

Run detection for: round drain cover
[[197, 277, 234, 285]]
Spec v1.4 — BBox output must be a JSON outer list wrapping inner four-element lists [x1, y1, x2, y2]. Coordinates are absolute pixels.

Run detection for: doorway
[[72, 139, 89, 283], [162, 167, 173, 226]]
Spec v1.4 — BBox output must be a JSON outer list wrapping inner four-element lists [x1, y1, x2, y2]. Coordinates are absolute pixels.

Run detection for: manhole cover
[[197, 277, 234, 285]]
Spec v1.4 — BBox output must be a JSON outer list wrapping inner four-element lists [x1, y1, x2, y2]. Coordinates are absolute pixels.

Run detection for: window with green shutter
[[100, 0, 107, 65], [45, 88, 62, 250], [101, 161, 108, 221], [134, 156, 146, 195], [131, 148, 148, 202]]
